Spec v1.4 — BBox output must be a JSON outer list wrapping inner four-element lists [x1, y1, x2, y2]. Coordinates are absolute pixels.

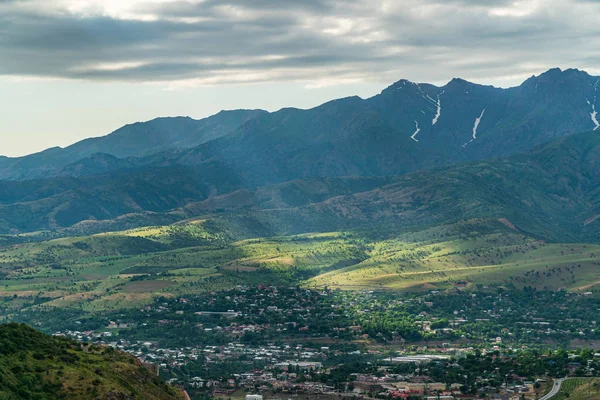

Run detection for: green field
[[0, 218, 599, 315], [309, 220, 600, 292], [0, 222, 364, 312]]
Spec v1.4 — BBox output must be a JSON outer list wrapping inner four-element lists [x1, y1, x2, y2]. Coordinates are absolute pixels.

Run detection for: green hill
[[0, 323, 184, 400]]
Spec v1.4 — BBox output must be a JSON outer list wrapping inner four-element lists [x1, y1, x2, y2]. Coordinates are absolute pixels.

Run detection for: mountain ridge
[[1, 68, 599, 182], [0, 68, 598, 240], [143, 68, 598, 187], [0, 109, 267, 180]]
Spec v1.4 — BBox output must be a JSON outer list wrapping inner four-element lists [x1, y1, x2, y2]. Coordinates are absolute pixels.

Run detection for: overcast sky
[[1, 0, 599, 157]]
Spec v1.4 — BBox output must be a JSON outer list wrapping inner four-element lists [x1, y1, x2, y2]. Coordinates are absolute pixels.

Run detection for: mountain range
[[1, 67, 600, 240], [0, 109, 266, 180]]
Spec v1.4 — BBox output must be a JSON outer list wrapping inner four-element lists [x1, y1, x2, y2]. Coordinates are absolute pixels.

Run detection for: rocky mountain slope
[[156, 68, 599, 186]]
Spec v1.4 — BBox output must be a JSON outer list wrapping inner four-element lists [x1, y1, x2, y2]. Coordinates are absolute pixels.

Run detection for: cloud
[[1, 0, 599, 87]]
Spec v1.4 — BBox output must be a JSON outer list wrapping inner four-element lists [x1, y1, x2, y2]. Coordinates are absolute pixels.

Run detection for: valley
[[3, 0, 600, 393]]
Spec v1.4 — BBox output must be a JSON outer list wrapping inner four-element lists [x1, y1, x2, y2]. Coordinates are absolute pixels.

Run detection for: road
[[540, 378, 566, 400]]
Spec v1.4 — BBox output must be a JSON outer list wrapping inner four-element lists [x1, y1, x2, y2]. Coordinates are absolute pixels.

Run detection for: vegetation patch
[[122, 280, 173, 293], [0, 323, 183, 400]]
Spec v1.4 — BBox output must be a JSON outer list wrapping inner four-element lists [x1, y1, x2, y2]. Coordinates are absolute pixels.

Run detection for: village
[[56, 327, 552, 399], [51, 286, 600, 399]]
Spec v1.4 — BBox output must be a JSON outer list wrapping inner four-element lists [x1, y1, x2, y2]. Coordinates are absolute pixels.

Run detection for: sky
[[1, 0, 600, 157]]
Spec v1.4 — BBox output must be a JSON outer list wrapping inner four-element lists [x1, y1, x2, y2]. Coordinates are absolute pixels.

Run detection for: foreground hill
[[0, 323, 183, 400]]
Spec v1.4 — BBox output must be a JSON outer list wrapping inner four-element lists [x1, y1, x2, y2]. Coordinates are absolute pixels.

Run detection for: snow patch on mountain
[[411, 121, 421, 142], [432, 91, 444, 126], [588, 81, 600, 131], [472, 109, 486, 139], [587, 99, 600, 131], [394, 80, 411, 90], [463, 109, 486, 147], [422, 95, 436, 105], [591, 104, 599, 131]]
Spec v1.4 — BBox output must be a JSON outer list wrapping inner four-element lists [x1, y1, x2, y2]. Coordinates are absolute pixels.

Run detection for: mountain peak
[[445, 77, 476, 87], [540, 67, 563, 76], [449, 77, 469, 84], [520, 67, 595, 95], [383, 78, 418, 92], [529, 67, 591, 82]]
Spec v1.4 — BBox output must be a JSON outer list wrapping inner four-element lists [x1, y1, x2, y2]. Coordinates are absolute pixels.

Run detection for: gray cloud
[[1, 0, 599, 86]]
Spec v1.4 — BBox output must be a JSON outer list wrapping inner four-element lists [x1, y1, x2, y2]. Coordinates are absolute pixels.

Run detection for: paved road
[[540, 378, 566, 400]]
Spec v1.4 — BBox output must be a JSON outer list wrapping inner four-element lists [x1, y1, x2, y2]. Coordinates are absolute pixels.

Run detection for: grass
[[121, 280, 174, 293]]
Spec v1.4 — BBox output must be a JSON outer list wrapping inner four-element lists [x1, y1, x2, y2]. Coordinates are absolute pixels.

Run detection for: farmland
[[0, 218, 599, 318], [0, 218, 598, 321]]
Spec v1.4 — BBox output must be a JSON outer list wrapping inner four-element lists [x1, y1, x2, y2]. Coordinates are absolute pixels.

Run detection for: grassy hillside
[[554, 378, 600, 400], [0, 219, 599, 320], [0, 323, 183, 399], [0, 222, 365, 313], [309, 220, 600, 291]]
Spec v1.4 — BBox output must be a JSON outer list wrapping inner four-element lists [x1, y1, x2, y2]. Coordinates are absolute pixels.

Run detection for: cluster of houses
[[50, 286, 600, 399], [52, 326, 545, 399]]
